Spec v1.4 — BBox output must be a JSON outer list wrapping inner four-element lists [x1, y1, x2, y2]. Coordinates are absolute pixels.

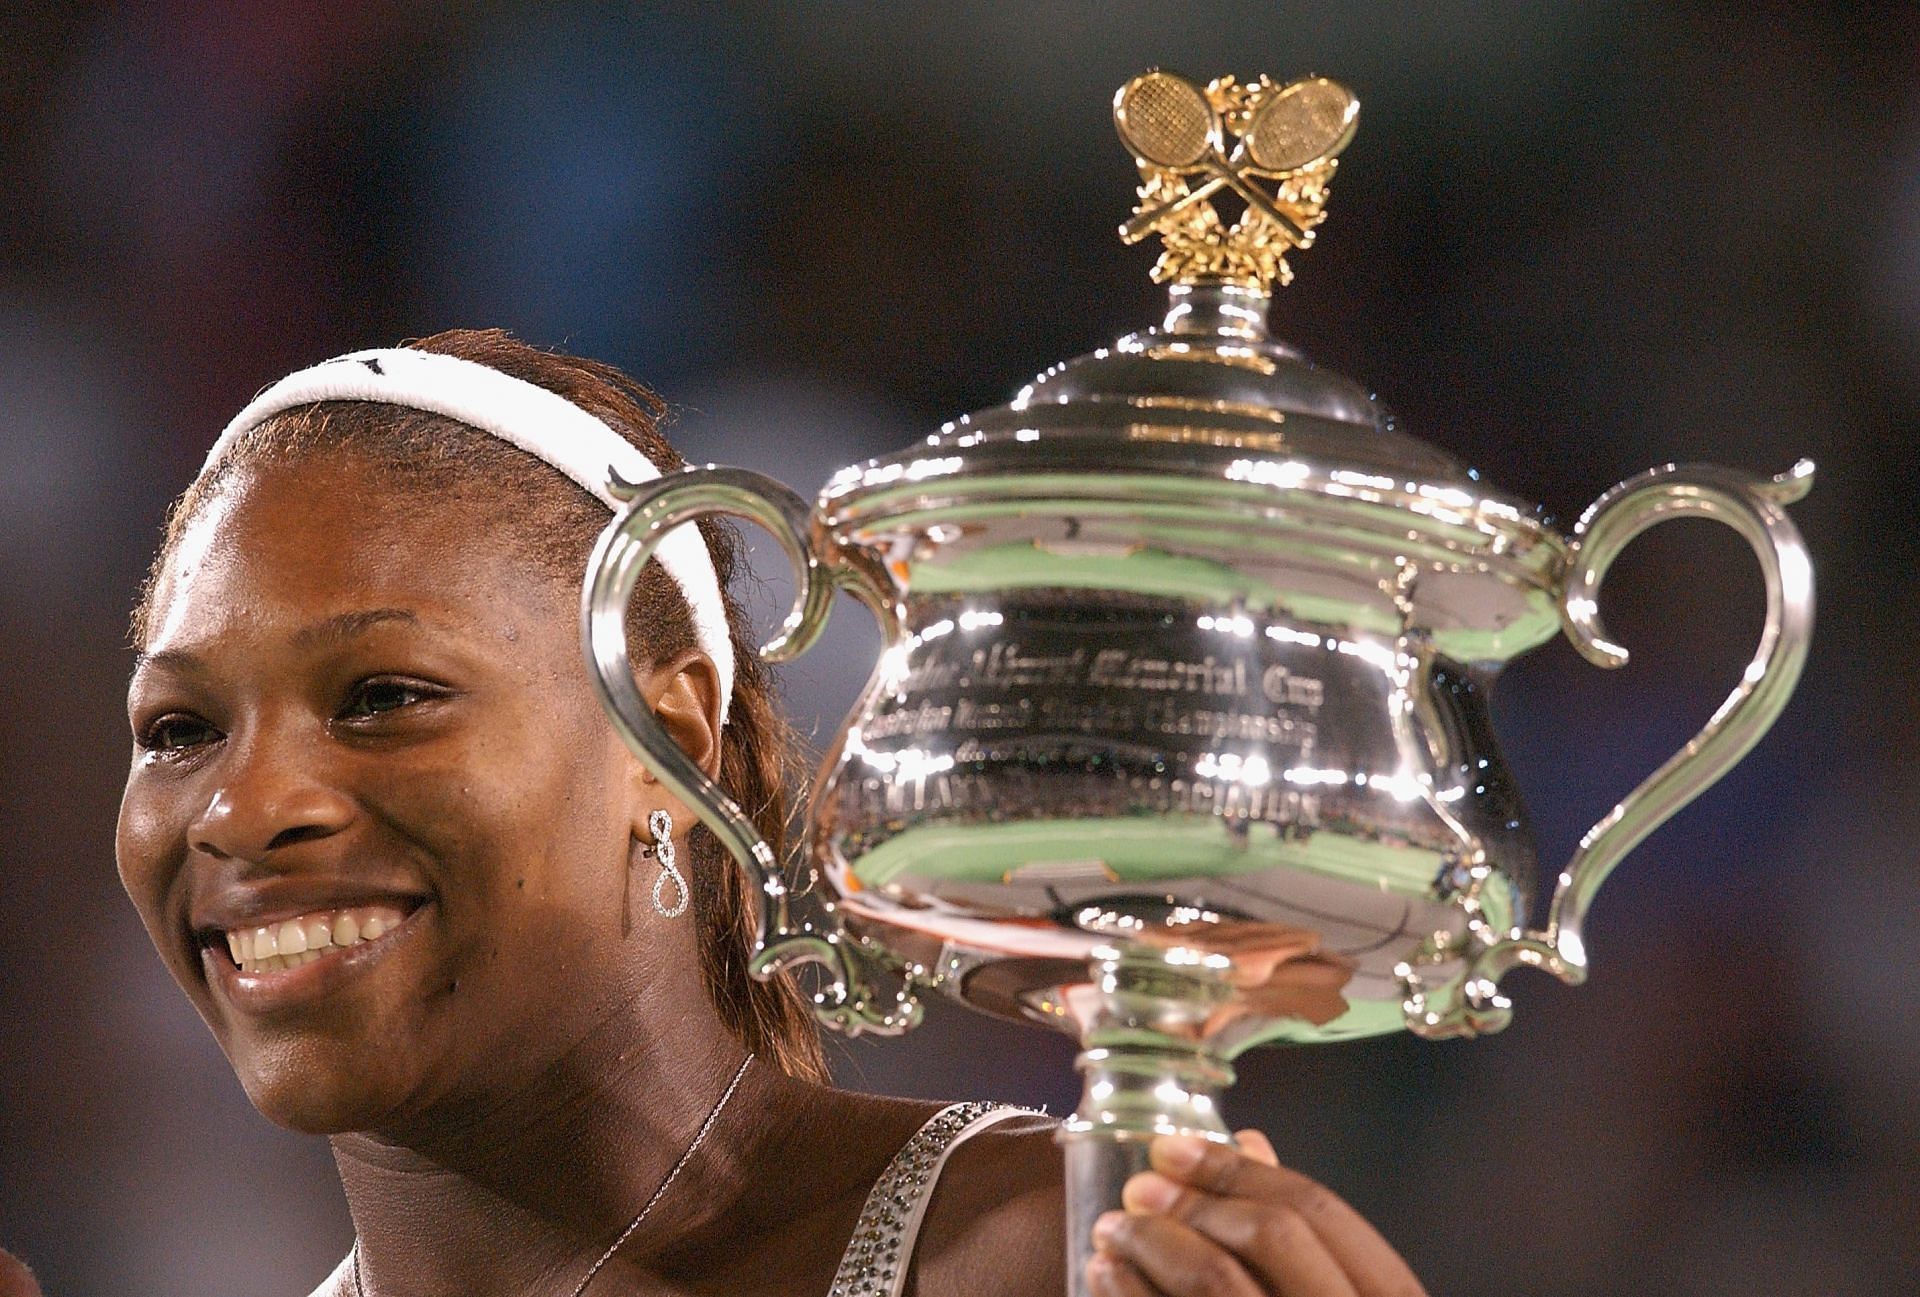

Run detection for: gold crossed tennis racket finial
[[1114, 71, 1359, 293]]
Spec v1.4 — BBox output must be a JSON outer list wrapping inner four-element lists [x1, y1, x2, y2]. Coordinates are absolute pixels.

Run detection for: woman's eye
[[337, 678, 441, 724], [140, 714, 220, 753]]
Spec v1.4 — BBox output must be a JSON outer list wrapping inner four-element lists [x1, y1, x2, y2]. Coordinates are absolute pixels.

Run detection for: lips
[[196, 895, 431, 1013], [221, 902, 410, 973]]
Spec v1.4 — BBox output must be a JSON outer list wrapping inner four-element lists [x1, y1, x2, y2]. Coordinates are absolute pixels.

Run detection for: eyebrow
[[289, 608, 421, 650], [134, 608, 423, 672]]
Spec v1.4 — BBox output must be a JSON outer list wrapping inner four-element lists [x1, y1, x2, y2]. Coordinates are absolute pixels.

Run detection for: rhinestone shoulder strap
[[827, 1102, 1041, 1297]]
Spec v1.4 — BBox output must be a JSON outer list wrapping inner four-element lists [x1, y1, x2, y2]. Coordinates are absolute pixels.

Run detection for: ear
[[630, 648, 726, 802]]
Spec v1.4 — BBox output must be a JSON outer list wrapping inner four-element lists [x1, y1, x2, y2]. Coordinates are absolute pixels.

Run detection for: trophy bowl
[[581, 70, 1813, 1293]]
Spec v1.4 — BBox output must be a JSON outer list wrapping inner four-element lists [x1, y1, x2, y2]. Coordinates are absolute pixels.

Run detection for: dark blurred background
[[2, 2, 1915, 1294]]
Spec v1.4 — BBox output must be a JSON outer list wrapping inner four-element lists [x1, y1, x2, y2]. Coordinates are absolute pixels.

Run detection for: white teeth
[[225, 903, 409, 976]]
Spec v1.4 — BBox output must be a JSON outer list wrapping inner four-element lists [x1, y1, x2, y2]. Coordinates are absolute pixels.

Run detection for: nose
[[187, 724, 354, 862]]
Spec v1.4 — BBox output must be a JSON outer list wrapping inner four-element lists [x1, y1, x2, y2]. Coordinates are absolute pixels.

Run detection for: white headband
[[202, 347, 735, 722]]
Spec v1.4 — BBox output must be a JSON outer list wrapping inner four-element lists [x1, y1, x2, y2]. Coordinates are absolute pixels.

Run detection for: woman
[[94, 329, 1427, 1296]]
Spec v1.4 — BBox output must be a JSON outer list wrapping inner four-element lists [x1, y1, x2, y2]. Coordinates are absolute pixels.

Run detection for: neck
[[335, 1002, 820, 1297]]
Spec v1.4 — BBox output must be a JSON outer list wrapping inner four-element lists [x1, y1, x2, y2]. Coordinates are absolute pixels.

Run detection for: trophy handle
[[580, 464, 922, 1037], [1462, 459, 1816, 1019]]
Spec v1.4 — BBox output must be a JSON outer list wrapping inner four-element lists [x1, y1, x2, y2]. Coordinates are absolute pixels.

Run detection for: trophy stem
[[1161, 280, 1273, 339], [1063, 1124, 1153, 1297], [1057, 948, 1238, 1296]]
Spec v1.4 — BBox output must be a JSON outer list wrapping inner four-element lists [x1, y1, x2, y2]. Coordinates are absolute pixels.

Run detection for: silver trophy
[[581, 71, 1813, 1294]]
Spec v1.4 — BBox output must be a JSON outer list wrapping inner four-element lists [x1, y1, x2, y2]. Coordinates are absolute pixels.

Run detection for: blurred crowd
[[1, 3, 1915, 1293]]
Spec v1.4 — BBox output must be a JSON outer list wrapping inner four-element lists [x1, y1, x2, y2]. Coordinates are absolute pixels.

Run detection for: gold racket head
[[1114, 70, 1217, 169], [1241, 77, 1360, 174]]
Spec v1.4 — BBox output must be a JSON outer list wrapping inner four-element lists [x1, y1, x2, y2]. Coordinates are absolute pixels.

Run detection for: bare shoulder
[[905, 1112, 1065, 1297]]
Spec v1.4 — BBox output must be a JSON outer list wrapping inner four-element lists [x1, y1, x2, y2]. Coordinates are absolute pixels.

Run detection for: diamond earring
[[647, 809, 689, 918]]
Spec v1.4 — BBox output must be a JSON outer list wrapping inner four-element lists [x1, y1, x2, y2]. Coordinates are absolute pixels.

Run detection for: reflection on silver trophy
[[582, 70, 1813, 1294]]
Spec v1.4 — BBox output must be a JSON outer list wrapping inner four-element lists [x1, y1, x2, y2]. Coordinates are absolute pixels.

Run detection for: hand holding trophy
[[582, 71, 1813, 1296]]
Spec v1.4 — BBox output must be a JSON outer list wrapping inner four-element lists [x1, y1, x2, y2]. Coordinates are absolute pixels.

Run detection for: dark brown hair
[[133, 328, 828, 1084]]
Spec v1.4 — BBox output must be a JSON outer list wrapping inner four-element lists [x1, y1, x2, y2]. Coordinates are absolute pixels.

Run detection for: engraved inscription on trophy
[[848, 601, 1346, 828]]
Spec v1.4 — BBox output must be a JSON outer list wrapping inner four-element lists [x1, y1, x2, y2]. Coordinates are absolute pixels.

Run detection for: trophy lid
[[823, 72, 1567, 662]]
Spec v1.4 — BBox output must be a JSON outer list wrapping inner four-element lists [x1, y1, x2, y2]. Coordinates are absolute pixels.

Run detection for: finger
[[1095, 1210, 1263, 1297], [1150, 1134, 1286, 1198], [1235, 1128, 1280, 1167], [1087, 1252, 1159, 1297], [1150, 1138, 1428, 1297], [1124, 1174, 1358, 1295], [1163, 1184, 1362, 1297]]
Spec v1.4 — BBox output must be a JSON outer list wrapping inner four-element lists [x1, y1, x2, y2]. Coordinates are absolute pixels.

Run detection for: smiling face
[[117, 454, 689, 1134]]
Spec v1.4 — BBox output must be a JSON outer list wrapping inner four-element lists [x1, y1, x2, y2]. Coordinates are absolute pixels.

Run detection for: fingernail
[[1086, 1253, 1115, 1292], [1156, 1134, 1207, 1171], [1092, 1210, 1125, 1247], [1124, 1171, 1180, 1212]]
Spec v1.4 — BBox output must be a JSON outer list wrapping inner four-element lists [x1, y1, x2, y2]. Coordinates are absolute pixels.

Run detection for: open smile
[[199, 899, 431, 1012]]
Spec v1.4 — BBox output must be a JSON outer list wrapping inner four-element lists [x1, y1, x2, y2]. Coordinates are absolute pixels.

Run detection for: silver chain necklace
[[351, 1053, 754, 1297]]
